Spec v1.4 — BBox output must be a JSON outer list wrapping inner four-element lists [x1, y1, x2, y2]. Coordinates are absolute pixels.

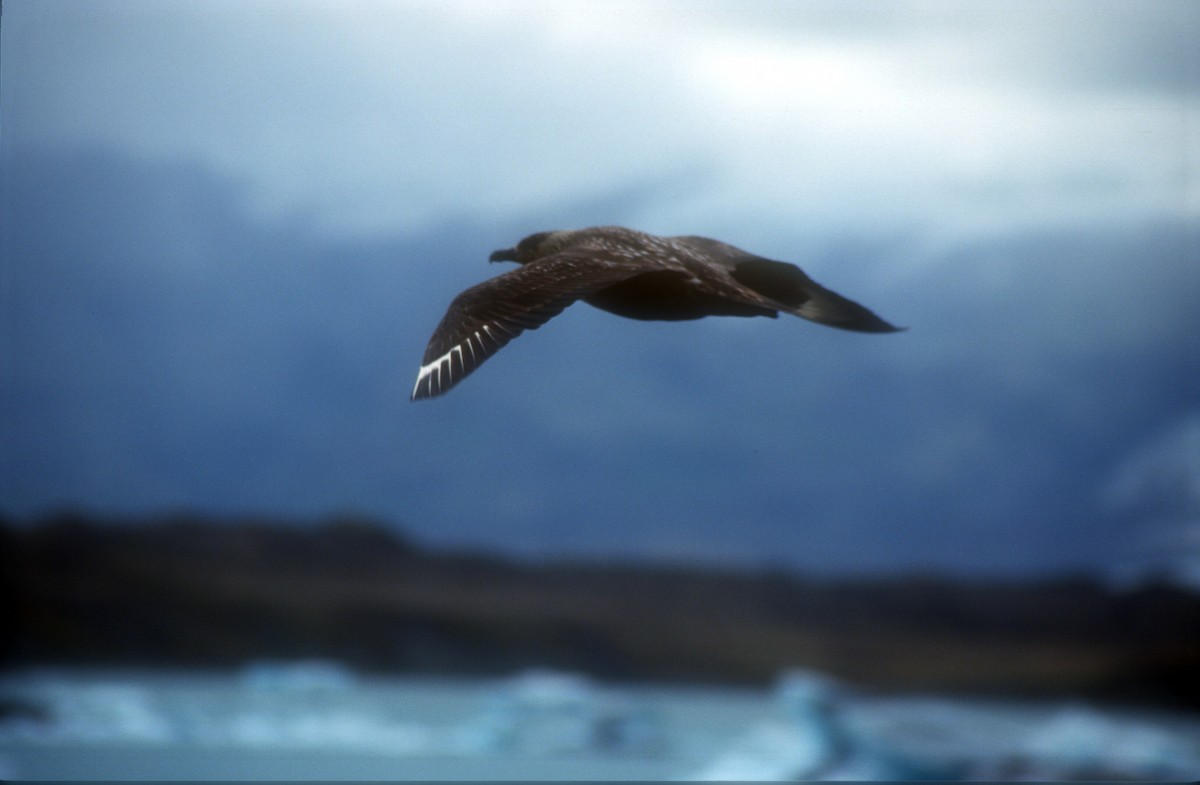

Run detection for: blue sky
[[2, 1, 1198, 583]]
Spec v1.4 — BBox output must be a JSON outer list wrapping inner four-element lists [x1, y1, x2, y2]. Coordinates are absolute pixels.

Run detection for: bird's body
[[411, 226, 900, 400]]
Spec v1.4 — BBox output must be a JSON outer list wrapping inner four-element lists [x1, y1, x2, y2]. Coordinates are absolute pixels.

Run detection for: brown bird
[[411, 226, 901, 400]]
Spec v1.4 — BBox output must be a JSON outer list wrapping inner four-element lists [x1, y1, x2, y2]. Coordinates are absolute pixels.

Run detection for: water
[[1, 663, 1197, 780]]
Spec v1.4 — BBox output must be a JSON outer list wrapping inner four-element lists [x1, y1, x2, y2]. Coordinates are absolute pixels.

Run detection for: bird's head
[[489, 231, 558, 265]]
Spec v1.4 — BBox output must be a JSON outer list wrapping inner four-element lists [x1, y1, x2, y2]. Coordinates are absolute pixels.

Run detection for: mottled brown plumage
[[412, 226, 900, 400]]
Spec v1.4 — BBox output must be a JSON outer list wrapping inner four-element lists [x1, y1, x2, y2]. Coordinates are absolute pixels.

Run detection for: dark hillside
[[4, 514, 1197, 708]]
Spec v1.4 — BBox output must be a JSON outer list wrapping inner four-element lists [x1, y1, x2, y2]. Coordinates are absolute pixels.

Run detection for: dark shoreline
[[4, 513, 1198, 709]]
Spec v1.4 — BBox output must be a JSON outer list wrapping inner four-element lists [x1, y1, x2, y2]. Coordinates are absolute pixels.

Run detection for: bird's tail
[[792, 280, 903, 333], [731, 258, 902, 333]]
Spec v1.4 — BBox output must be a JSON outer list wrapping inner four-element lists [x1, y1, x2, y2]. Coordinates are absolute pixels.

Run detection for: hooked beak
[[489, 247, 518, 263]]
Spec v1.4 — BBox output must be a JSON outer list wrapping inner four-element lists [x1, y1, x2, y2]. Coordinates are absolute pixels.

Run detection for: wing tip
[[410, 359, 445, 401]]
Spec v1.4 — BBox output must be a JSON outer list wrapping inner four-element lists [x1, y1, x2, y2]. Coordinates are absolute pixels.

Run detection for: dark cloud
[[3, 145, 1196, 582]]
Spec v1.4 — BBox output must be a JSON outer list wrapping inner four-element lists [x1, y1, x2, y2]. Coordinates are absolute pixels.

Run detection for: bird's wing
[[411, 250, 653, 400]]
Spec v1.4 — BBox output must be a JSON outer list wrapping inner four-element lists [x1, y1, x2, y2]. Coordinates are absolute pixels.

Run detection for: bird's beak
[[489, 247, 518, 263]]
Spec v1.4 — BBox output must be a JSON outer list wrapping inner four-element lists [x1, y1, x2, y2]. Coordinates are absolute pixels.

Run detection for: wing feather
[[411, 250, 653, 400]]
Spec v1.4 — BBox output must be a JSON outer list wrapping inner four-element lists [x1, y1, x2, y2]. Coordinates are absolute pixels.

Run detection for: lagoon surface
[[1, 663, 1197, 780]]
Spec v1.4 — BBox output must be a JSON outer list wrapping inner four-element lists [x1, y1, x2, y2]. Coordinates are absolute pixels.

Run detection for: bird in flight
[[411, 226, 901, 400]]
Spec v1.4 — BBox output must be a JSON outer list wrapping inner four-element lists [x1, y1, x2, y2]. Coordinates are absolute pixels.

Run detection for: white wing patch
[[411, 324, 498, 400]]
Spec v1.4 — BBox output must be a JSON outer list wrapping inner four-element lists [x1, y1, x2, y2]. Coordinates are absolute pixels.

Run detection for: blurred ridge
[[4, 512, 1198, 710]]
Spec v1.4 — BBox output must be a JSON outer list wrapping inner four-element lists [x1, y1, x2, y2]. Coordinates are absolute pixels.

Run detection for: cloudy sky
[[2, 0, 1198, 583]]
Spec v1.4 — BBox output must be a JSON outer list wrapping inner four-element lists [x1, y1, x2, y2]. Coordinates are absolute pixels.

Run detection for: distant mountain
[[6, 145, 1199, 580], [4, 513, 1198, 709]]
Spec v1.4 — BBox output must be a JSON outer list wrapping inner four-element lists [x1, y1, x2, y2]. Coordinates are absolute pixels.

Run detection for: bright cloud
[[4, 0, 1196, 241], [1103, 411, 1200, 587]]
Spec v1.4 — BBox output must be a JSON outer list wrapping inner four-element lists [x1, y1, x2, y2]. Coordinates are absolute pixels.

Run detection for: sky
[[2, 0, 1198, 584]]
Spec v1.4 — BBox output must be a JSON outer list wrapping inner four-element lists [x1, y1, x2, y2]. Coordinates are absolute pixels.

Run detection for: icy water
[[1, 663, 1197, 780]]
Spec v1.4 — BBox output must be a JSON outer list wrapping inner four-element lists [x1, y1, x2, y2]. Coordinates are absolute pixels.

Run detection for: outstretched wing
[[411, 251, 650, 400]]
